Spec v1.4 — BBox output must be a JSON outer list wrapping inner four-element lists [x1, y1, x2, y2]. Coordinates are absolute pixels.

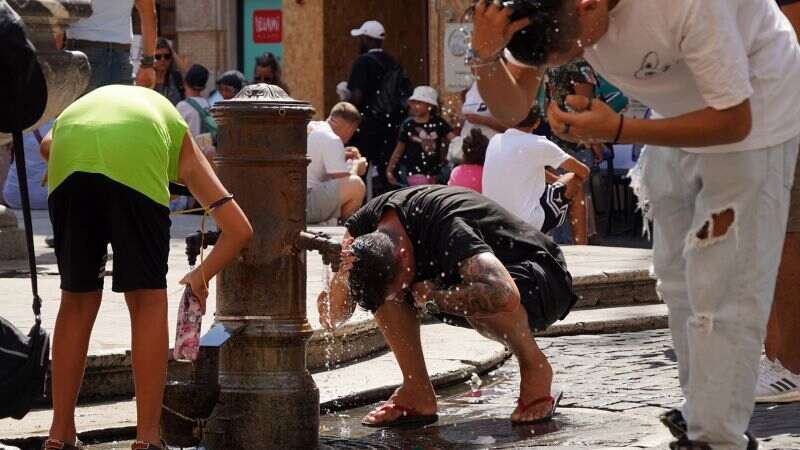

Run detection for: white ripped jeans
[[636, 136, 799, 450]]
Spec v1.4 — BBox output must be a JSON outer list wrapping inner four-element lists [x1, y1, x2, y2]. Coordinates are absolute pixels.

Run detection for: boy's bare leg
[[362, 300, 437, 424], [125, 289, 168, 446], [766, 233, 800, 374], [468, 304, 553, 422], [48, 291, 103, 444]]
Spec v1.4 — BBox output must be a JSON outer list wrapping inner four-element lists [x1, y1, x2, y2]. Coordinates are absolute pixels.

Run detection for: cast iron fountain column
[[203, 84, 320, 450]]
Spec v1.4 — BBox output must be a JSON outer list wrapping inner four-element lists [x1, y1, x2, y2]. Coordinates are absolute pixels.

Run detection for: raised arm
[[473, 1, 542, 126], [413, 252, 520, 318]]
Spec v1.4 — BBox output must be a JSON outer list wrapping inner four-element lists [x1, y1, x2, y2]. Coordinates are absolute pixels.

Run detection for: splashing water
[[320, 263, 338, 370], [463, 372, 484, 403]]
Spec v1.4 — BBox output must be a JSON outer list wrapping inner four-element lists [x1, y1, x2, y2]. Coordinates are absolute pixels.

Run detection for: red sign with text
[[253, 10, 282, 44]]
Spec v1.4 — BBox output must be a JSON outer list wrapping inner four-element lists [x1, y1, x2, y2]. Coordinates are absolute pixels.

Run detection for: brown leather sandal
[[41, 438, 83, 450], [131, 440, 168, 450]]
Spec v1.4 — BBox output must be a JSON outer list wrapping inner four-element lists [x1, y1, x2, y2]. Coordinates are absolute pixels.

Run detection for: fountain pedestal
[[202, 84, 320, 450]]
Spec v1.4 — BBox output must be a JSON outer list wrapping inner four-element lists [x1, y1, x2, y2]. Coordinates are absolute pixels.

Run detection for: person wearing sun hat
[[386, 86, 457, 187], [347, 19, 411, 196]]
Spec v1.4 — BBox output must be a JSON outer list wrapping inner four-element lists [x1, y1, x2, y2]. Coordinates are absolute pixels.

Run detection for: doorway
[[322, 0, 429, 114]]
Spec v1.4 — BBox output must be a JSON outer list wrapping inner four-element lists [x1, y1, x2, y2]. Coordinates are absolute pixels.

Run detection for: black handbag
[[0, 0, 51, 420]]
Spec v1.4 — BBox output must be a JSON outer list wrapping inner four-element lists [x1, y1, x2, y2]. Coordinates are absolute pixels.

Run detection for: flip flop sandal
[[131, 440, 168, 450], [511, 390, 563, 426], [42, 439, 83, 450], [361, 403, 439, 428]]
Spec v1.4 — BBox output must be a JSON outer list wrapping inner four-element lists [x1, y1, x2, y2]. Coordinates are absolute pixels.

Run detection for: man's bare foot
[[511, 358, 554, 423], [362, 384, 437, 425]]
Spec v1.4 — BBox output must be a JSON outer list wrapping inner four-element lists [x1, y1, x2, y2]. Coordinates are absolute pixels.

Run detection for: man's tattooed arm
[[426, 252, 520, 317]]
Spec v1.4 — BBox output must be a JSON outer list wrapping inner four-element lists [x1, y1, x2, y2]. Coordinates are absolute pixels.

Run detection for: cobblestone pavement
[[316, 330, 798, 449], [31, 330, 800, 449]]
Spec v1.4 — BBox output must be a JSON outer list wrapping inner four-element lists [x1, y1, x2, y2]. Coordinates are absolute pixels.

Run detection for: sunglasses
[[155, 53, 172, 61]]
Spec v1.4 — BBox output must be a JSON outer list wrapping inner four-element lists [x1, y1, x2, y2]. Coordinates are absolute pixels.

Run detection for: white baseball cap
[[408, 86, 439, 107], [350, 20, 385, 40]]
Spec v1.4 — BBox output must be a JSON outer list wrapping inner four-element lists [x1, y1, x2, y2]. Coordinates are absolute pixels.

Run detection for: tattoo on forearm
[[430, 254, 516, 316]]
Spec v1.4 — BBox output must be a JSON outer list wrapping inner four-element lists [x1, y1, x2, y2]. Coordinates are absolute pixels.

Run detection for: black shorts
[[435, 257, 576, 333], [539, 182, 569, 234], [49, 172, 171, 293]]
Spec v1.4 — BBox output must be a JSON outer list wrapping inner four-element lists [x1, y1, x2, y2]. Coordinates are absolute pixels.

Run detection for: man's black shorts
[[48, 172, 171, 293], [435, 257, 576, 333]]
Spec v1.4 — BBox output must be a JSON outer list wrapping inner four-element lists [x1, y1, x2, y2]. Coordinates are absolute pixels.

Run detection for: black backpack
[[0, 316, 50, 419], [366, 53, 412, 119]]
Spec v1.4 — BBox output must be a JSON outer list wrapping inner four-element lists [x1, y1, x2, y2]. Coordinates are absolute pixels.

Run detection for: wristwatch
[[465, 46, 501, 68], [139, 55, 154, 68]]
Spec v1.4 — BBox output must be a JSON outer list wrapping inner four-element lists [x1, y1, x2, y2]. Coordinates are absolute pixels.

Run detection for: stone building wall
[[282, 0, 325, 118], [173, 0, 474, 122]]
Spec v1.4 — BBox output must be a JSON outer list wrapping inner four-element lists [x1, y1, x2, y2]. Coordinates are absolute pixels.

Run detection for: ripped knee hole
[[696, 209, 735, 240]]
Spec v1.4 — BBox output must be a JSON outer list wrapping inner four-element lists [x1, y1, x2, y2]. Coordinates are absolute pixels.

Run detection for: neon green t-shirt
[[48, 85, 189, 207]]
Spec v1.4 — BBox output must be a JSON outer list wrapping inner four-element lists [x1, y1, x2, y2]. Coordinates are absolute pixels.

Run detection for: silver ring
[[563, 123, 571, 135]]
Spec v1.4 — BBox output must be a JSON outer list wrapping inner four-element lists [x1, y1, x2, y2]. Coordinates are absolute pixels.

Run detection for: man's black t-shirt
[[347, 50, 399, 121], [345, 185, 565, 285], [397, 116, 453, 176]]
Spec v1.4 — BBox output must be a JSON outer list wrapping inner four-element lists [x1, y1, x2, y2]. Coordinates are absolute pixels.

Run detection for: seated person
[[307, 102, 368, 224], [319, 185, 577, 427], [3, 120, 52, 210], [448, 128, 489, 193], [483, 107, 590, 245]]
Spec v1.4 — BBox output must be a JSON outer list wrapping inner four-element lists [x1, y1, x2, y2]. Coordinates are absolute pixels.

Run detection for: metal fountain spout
[[295, 230, 342, 272]]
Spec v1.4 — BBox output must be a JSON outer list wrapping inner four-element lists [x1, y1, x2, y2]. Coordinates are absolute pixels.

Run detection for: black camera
[[501, 0, 564, 67]]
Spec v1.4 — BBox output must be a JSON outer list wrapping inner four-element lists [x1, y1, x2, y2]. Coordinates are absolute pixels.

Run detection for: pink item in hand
[[174, 285, 203, 361]]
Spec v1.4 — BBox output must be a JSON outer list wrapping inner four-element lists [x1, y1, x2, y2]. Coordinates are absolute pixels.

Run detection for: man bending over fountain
[[318, 184, 577, 427]]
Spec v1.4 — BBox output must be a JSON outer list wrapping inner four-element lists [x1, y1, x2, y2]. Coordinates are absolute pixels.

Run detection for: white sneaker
[[754, 358, 800, 403]]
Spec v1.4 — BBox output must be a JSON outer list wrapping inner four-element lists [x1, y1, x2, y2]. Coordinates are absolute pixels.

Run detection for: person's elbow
[[226, 213, 254, 249], [720, 100, 752, 144]]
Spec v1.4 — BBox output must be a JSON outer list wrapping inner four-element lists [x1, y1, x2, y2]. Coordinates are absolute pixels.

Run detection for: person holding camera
[[471, 1, 800, 449]]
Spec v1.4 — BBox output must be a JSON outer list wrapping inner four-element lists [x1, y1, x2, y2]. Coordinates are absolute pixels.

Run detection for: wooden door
[[323, 0, 429, 114]]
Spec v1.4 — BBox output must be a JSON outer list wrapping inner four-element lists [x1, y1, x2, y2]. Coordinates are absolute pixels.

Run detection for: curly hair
[[504, 0, 581, 67], [348, 232, 399, 312]]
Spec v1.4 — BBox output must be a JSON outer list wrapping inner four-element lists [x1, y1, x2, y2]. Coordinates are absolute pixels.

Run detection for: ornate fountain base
[[203, 324, 320, 450]]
